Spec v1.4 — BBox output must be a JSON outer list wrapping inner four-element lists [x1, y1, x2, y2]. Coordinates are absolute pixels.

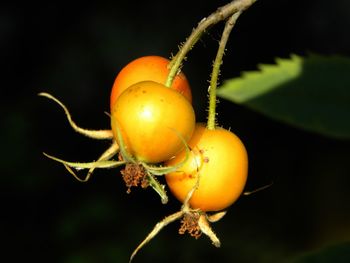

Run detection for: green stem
[[165, 0, 257, 88], [207, 11, 242, 130]]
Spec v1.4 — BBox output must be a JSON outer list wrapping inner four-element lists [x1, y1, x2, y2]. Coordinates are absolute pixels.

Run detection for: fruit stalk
[[207, 11, 242, 130], [166, 0, 257, 88]]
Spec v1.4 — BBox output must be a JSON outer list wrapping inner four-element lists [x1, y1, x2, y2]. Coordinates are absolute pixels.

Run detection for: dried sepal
[[129, 211, 184, 263], [43, 152, 124, 170], [198, 214, 221, 247], [38, 92, 113, 140], [43, 147, 124, 182], [207, 211, 227, 223], [84, 141, 120, 182]]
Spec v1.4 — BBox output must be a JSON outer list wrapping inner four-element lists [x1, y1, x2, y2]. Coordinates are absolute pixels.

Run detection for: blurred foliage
[[217, 54, 350, 139], [288, 241, 350, 263], [1, 0, 350, 262]]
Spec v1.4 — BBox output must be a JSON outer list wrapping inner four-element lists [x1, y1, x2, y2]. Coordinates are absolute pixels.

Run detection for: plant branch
[[166, 0, 257, 88]]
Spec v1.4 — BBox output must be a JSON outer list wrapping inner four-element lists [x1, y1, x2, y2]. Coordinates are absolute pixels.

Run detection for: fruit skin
[[110, 56, 192, 110], [111, 81, 195, 164], [165, 123, 248, 212]]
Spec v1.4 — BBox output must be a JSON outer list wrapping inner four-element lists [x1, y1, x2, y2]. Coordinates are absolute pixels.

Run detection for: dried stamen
[[121, 163, 148, 193], [179, 212, 202, 239]]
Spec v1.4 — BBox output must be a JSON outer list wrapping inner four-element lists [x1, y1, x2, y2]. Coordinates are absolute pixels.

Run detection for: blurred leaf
[[287, 241, 350, 263], [57, 196, 117, 240], [217, 54, 350, 139], [63, 242, 128, 263]]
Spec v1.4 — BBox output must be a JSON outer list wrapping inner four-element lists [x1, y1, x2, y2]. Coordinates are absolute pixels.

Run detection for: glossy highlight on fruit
[[165, 123, 248, 212], [111, 80, 195, 163], [110, 55, 192, 110]]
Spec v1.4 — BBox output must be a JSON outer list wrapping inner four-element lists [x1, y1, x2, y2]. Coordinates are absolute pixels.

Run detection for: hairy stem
[[207, 11, 242, 130], [166, 0, 257, 88]]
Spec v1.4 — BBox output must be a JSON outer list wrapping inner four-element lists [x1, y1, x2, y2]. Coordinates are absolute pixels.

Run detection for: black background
[[2, 0, 350, 262]]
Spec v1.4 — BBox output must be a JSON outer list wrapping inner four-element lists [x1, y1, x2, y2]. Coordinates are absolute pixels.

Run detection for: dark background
[[2, 0, 350, 262]]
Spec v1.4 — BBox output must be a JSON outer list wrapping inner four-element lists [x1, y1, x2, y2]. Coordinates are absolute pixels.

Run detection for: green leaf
[[217, 54, 350, 139]]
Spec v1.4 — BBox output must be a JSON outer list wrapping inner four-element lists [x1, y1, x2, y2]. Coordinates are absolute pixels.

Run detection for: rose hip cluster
[[110, 55, 248, 212], [41, 55, 248, 261], [41, 1, 258, 260]]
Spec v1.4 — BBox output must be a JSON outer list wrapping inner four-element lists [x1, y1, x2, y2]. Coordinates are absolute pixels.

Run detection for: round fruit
[[110, 55, 192, 110], [111, 81, 195, 163], [165, 123, 248, 212]]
